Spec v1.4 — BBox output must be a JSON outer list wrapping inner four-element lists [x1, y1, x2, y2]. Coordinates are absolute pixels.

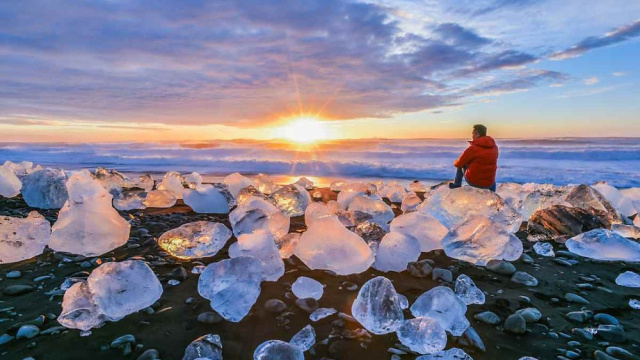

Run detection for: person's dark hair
[[473, 124, 487, 137]]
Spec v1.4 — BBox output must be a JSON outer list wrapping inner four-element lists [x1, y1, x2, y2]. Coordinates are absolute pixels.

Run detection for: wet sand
[[0, 189, 639, 360]]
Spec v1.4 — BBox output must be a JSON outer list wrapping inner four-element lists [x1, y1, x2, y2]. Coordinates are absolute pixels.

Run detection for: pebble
[[521, 253, 534, 264], [432, 268, 453, 282], [511, 271, 539, 286], [6, 271, 21, 279], [565, 350, 580, 359], [594, 350, 620, 360], [565, 293, 589, 304], [554, 259, 574, 267], [487, 260, 516, 275], [16, 325, 40, 339], [264, 299, 287, 313], [40, 326, 67, 335], [596, 325, 626, 342], [567, 341, 581, 347], [111, 334, 136, 348], [605, 346, 635, 359], [516, 308, 542, 323], [137, 349, 160, 360], [80, 261, 92, 268], [3, 284, 35, 296], [566, 310, 592, 323], [295, 298, 319, 313], [196, 311, 223, 324], [0, 333, 15, 345], [572, 328, 594, 340], [594, 313, 619, 325], [407, 260, 433, 277], [504, 314, 527, 334], [474, 311, 500, 325]]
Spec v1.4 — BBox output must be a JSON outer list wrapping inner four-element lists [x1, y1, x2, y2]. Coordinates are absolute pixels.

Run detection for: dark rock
[[594, 313, 619, 325], [596, 325, 626, 342], [515, 308, 541, 323], [511, 271, 538, 286], [407, 260, 433, 277], [3, 284, 35, 296], [197, 311, 223, 324], [572, 328, 594, 340], [527, 204, 609, 243], [432, 268, 453, 282], [487, 260, 516, 275], [606, 346, 638, 360], [474, 311, 500, 325], [504, 314, 527, 334], [6, 270, 21, 279], [111, 334, 136, 348], [594, 350, 621, 360], [136, 349, 160, 360], [565, 293, 589, 304], [264, 299, 287, 313], [565, 185, 625, 224], [295, 298, 319, 313], [16, 325, 40, 339], [566, 310, 592, 323]]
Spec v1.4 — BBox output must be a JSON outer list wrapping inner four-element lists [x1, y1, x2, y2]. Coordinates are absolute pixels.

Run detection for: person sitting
[[449, 124, 498, 191]]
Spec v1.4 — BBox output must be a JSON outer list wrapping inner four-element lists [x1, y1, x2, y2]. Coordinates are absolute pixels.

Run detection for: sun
[[276, 117, 330, 144]]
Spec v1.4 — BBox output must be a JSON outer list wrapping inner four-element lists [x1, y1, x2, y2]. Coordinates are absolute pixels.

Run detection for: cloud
[[583, 76, 599, 85], [463, 70, 568, 97], [612, 71, 630, 77], [551, 19, 640, 60]]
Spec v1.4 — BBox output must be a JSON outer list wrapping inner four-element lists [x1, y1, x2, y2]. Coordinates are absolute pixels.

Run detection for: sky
[[0, 0, 639, 142]]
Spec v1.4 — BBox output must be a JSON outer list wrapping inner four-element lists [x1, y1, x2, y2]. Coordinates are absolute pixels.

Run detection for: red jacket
[[453, 136, 499, 187]]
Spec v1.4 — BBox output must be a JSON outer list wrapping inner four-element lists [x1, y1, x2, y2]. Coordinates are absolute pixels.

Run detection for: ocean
[[1, 137, 639, 188]]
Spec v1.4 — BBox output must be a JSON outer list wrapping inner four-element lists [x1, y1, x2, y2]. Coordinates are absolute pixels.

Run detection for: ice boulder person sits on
[[449, 124, 498, 191]]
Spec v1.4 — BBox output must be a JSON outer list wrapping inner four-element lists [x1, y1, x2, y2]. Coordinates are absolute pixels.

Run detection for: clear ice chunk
[[390, 212, 448, 252], [310, 308, 337, 322], [290, 325, 315, 352], [142, 190, 177, 208], [373, 232, 421, 272], [615, 271, 640, 288], [351, 276, 404, 334], [396, 317, 447, 354], [420, 186, 522, 233], [612, 224, 640, 239], [347, 195, 394, 226], [0, 211, 51, 264], [521, 186, 569, 221], [416, 348, 474, 360], [592, 182, 636, 217], [254, 173, 281, 195], [253, 340, 304, 360], [223, 173, 257, 199], [157, 171, 185, 199], [182, 334, 223, 360], [304, 201, 342, 227], [533, 242, 555, 257], [295, 215, 374, 275], [401, 192, 422, 213], [381, 184, 407, 203], [198, 257, 263, 322], [0, 164, 22, 198], [295, 177, 314, 190], [113, 192, 146, 211], [565, 229, 640, 261], [229, 230, 285, 281], [184, 172, 203, 189], [21, 168, 69, 209], [94, 167, 125, 195], [158, 221, 232, 259], [275, 233, 300, 258], [454, 274, 485, 305], [49, 171, 130, 257], [229, 196, 290, 239], [410, 286, 469, 336], [291, 276, 324, 300], [270, 184, 311, 217], [442, 215, 523, 266], [183, 184, 234, 214]]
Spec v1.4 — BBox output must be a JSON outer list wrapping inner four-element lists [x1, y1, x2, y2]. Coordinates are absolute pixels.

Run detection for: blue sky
[[0, 0, 638, 141]]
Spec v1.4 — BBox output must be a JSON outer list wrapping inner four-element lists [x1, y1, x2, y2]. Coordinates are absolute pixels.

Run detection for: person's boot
[[448, 182, 461, 189]]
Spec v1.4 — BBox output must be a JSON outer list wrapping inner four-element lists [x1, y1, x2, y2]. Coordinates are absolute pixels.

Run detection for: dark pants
[[453, 167, 496, 192]]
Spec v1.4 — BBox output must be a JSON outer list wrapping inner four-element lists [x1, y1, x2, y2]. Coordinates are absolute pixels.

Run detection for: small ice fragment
[[0, 211, 51, 264], [295, 177, 314, 190], [566, 229, 640, 261], [410, 286, 469, 336], [351, 276, 404, 334], [143, 190, 177, 208], [390, 212, 448, 252], [454, 274, 485, 305], [310, 308, 337, 322], [183, 184, 234, 214], [290, 325, 315, 352], [113, 192, 146, 211], [615, 271, 640, 288], [223, 173, 257, 199], [228, 230, 284, 281], [0, 164, 22, 198], [157, 171, 185, 199], [182, 333, 223, 360], [275, 233, 300, 258], [373, 232, 421, 272], [401, 192, 422, 213], [533, 242, 555, 257], [21, 168, 69, 209], [184, 172, 203, 189], [253, 340, 304, 360], [630, 299, 640, 309], [270, 184, 311, 217], [396, 317, 447, 354], [229, 196, 290, 239], [292, 277, 323, 300], [416, 348, 474, 360], [158, 221, 232, 259]]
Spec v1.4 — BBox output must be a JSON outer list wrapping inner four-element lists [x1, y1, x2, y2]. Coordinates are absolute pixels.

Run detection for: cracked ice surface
[[351, 276, 404, 334], [49, 170, 130, 257], [230, 196, 290, 239], [157, 171, 185, 199], [198, 257, 263, 322], [158, 221, 232, 259], [0, 211, 51, 264], [0, 164, 22, 198], [615, 271, 640, 288], [270, 184, 311, 217], [58, 260, 162, 330], [224, 173, 257, 199], [390, 212, 448, 252], [142, 190, 177, 208], [229, 230, 285, 281], [442, 215, 523, 266], [21, 168, 69, 209], [454, 274, 485, 305], [183, 184, 235, 214], [253, 340, 304, 360], [566, 229, 640, 262], [373, 232, 421, 272], [419, 186, 522, 233], [292, 276, 324, 300], [295, 215, 374, 275], [410, 286, 469, 336], [290, 325, 315, 352], [396, 317, 447, 354], [182, 334, 223, 360]]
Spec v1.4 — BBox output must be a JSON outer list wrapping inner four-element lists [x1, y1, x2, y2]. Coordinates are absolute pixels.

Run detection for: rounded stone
[[3, 284, 35, 296], [136, 349, 160, 360], [594, 313, 619, 325], [295, 298, 319, 313], [197, 311, 223, 324], [16, 325, 40, 339], [504, 314, 527, 334], [486, 260, 516, 275], [474, 311, 500, 325], [6, 271, 21, 279], [515, 308, 542, 323], [511, 272, 538, 286], [111, 334, 136, 348], [264, 299, 287, 313]]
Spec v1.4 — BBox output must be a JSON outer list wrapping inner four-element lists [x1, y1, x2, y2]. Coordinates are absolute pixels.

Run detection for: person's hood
[[470, 136, 496, 149]]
